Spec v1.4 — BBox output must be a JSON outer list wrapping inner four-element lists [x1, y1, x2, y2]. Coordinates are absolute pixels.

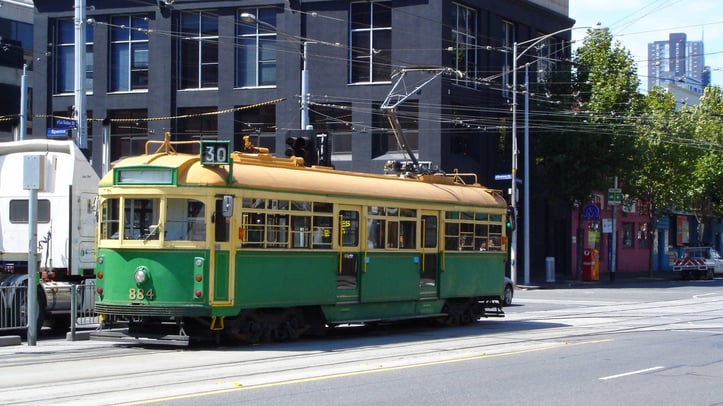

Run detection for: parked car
[[502, 277, 514, 306]]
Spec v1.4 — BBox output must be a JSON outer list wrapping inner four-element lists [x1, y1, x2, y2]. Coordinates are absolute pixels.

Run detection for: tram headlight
[[134, 266, 149, 285]]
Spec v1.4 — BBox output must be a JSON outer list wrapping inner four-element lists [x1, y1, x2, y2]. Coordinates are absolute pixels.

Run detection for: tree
[[535, 28, 640, 277], [629, 87, 696, 272], [689, 86, 723, 219]]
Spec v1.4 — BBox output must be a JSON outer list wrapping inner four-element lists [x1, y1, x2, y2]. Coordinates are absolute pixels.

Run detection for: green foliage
[[536, 28, 640, 206], [689, 86, 723, 215]]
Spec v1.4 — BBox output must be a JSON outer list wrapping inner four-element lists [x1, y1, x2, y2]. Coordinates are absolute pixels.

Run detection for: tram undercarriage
[[92, 297, 504, 346]]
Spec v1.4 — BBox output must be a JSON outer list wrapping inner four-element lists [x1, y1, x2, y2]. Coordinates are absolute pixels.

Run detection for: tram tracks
[[4, 290, 723, 405]]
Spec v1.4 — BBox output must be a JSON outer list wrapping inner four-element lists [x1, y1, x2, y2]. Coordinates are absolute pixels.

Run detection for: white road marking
[[599, 366, 664, 381]]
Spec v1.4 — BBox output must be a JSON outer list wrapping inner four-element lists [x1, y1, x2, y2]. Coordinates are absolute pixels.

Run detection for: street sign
[[46, 128, 69, 138], [54, 118, 77, 129], [494, 174, 522, 183], [583, 203, 600, 220], [608, 188, 622, 205]]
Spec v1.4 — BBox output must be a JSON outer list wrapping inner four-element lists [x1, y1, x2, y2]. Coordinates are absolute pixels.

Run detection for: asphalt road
[[2, 278, 723, 406]]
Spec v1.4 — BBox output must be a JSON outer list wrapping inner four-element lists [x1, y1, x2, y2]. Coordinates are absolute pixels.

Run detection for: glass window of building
[[110, 15, 149, 91], [179, 12, 218, 89], [450, 3, 477, 88], [0, 17, 33, 66], [350, 1, 391, 84], [55, 19, 93, 94], [308, 103, 353, 154], [235, 104, 276, 153], [237, 8, 276, 87], [108, 109, 148, 159]]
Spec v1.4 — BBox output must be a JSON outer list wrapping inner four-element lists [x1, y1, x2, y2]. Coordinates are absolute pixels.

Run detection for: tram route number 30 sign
[[200, 140, 231, 165]]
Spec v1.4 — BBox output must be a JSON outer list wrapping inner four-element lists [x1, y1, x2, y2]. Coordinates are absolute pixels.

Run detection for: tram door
[[210, 196, 234, 305], [336, 206, 361, 303], [419, 212, 439, 299]]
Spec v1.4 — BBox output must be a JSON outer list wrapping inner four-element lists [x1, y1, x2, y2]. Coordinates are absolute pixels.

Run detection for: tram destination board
[[200, 140, 231, 165]]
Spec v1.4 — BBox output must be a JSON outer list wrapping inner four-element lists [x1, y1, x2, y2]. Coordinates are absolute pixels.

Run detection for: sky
[[569, 0, 723, 91]]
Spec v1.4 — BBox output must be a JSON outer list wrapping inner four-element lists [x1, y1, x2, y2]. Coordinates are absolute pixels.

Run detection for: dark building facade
[[30, 0, 574, 280]]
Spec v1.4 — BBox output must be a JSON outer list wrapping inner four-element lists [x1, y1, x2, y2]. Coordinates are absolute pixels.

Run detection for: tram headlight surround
[[134, 266, 149, 285]]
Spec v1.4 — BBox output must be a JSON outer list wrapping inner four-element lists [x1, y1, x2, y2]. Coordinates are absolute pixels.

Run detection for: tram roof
[[101, 152, 505, 208]]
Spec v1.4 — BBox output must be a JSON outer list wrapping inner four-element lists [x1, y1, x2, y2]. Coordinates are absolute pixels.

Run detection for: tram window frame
[[339, 210, 359, 247], [125, 198, 161, 240], [165, 198, 206, 241], [9, 199, 51, 223], [444, 210, 503, 252], [366, 206, 417, 250], [240, 198, 334, 249], [422, 215, 438, 248], [100, 198, 121, 240]]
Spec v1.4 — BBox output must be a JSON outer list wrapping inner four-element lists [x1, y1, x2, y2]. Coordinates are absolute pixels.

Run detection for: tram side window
[[165, 199, 206, 241], [422, 215, 438, 248], [489, 221, 503, 250], [444, 210, 503, 252], [100, 198, 120, 239], [399, 220, 416, 249], [241, 212, 265, 247], [340, 210, 359, 247], [367, 218, 385, 249], [125, 198, 161, 240], [8, 199, 51, 223], [444, 222, 459, 251], [313, 214, 333, 248], [291, 215, 311, 248], [266, 214, 289, 248]]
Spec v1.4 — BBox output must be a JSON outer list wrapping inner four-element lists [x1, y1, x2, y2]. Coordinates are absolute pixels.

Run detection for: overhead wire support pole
[[74, 0, 88, 149], [510, 25, 593, 285]]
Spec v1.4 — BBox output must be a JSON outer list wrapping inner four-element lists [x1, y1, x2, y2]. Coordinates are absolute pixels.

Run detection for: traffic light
[[285, 136, 306, 158], [505, 206, 516, 231], [285, 136, 317, 167]]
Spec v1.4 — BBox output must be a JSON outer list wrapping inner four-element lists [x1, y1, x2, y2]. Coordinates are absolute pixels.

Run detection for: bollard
[[545, 257, 555, 283]]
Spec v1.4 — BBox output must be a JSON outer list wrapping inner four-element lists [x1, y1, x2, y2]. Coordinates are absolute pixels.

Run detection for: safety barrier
[[68, 282, 99, 339], [0, 285, 28, 331]]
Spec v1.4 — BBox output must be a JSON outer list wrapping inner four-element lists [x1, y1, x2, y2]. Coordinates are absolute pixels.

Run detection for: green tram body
[[93, 137, 508, 344]]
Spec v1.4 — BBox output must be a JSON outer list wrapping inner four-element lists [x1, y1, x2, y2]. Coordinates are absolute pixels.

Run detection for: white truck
[[0, 139, 99, 332], [672, 247, 723, 280]]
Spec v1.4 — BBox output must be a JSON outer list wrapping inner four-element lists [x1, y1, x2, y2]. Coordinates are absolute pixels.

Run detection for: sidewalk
[[517, 270, 676, 289]]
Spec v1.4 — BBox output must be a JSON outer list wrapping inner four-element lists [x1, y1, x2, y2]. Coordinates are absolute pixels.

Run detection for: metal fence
[[0, 285, 28, 331], [1, 282, 100, 337]]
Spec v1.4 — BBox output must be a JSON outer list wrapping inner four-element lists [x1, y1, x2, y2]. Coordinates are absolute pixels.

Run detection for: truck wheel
[[706, 269, 714, 280]]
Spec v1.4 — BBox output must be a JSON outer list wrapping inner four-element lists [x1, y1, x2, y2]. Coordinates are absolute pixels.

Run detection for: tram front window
[[125, 198, 161, 240], [166, 199, 206, 241]]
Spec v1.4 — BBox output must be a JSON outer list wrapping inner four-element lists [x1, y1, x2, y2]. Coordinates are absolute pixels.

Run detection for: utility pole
[[74, 0, 87, 149], [301, 42, 315, 130], [18, 64, 28, 141]]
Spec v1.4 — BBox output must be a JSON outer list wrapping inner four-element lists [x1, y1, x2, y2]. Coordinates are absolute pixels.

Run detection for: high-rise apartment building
[[648, 32, 709, 94]]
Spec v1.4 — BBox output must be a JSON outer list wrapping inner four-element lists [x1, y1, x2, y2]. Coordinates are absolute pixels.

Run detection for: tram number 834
[[129, 288, 155, 301]]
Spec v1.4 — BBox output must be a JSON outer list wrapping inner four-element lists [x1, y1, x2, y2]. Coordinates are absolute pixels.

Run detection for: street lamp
[[510, 25, 592, 286]]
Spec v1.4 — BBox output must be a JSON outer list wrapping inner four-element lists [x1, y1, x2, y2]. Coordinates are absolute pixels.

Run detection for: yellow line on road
[[117, 339, 613, 406]]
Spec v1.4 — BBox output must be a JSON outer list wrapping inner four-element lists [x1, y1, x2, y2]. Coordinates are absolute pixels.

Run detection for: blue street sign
[[54, 118, 77, 129], [47, 128, 70, 138], [583, 203, 600, 221], [494, 174, 522, 184]]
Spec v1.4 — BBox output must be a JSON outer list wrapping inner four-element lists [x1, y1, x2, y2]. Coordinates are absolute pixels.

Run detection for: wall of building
[[31, 0, 574, 282]]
